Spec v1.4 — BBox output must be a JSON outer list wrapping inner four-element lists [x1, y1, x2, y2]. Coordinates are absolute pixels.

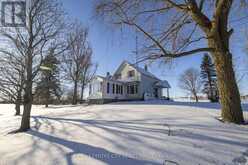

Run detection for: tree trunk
[[19, 83, 32, 132], [211, 50, 244, 123], [20, 101, 32, 131], [15, 103, 21, 116], [19, 51, 33, 132], [80, 83, 85, 103], [193, 92, 199, 102], [15, 89, 22, 116], [72, 80, 78, 105], [45, 88, 49, 108], [206, 17, 244, 123], [207, 71, 214, 102], [195, 95, 199, 103]]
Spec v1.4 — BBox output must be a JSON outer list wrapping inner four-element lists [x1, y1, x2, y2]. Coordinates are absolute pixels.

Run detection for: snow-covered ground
[[0, 101, 248, 165]]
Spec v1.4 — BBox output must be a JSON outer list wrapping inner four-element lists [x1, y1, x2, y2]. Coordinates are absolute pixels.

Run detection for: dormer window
[[128, 70, 135, 77], [116, 74, 121, 79]]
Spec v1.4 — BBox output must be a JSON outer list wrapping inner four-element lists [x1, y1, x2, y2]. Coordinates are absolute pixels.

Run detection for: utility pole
[[135, 30, 138, 66], [131, 29, 139, 66]]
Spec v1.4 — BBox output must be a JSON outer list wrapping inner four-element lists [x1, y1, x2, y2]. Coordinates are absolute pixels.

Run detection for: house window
[[112, 84, 115, 94], [89, 84, 92, 95], [126, 84, 138, 94], [107, 83, 110, 94], [135, 85, 138, 94], [116, 74, 121, 79], [116, 84, 118, 94], [130, 85, 134, 94], [128, 70, 135, 77], [99, 82, 103, 92], [120, 86, 123, 94], [127, 85, 133, 94]]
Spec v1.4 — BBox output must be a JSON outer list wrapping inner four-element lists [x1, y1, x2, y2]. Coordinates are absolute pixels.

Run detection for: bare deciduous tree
[[179, 68, 201, 102], [95, 0, 247, 123], [80, 56, 97, 103], [0, 50, 25, 115], [0, 0, 65, 132], [62, 24, 93, 105]]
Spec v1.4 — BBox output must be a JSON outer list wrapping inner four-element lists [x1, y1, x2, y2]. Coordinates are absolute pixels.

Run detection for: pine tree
[[200, 53, 219, 102], [35, 49, 62, 107]]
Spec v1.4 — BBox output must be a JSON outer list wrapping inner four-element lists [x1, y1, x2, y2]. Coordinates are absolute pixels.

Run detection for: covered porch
[[154, 80, 171, 100]]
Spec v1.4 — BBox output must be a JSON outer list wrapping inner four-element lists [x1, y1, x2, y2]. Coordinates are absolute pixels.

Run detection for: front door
[[154, 88, 158, 98]]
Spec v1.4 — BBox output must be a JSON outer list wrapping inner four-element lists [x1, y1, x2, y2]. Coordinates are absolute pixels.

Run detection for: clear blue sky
[[61, 0, 248, 98]]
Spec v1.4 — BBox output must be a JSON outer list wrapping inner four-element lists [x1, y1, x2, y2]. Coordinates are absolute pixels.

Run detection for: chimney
[[106, 72, 110, 77], [144, 65, 148, 71]]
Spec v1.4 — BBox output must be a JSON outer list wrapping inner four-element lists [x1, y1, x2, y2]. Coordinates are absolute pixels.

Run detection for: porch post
[[167, 88, 170, 99]]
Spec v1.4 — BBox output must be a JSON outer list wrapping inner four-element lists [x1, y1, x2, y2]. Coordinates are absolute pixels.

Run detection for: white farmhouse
[[88, 61, 171, 104]]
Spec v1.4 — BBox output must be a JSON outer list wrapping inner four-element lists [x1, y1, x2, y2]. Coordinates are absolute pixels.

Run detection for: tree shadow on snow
[[14, 114, 247, 165], [111, 100, 248, 112], [32, 115, 248, 149], [27, 130, 160, 165]]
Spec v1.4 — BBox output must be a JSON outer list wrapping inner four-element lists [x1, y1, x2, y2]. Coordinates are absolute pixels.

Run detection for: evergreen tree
[[35, 49, 62, 107], [200, 53, 219, 102]]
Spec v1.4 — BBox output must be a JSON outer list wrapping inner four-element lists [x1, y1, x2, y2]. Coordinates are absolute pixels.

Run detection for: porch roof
[[154, 80, 171, 88]]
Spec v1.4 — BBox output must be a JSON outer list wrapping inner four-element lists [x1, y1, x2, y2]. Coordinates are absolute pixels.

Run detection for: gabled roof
[[131, 63, 160, 80], [114, 61, 160, 80]]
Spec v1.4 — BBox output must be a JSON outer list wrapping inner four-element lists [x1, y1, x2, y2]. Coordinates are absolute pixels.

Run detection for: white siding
[[102, 80, 126, 100], [88, 77, 103, 99], [116, 64, 141, 82], [88, 62, 167, 101], [140, 74, 162, 98]]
